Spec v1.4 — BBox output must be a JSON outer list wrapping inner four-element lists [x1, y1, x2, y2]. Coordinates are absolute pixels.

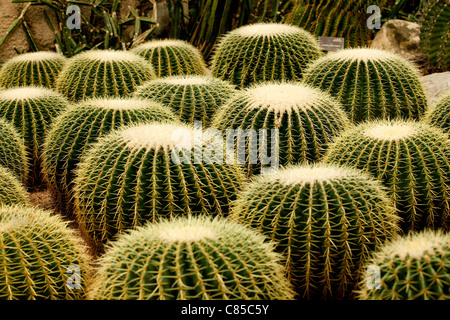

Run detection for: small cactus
[[43, 97, 177, 212], [0, 118, 28, 184], [73, 122, 245, 248], [88, 216, 295, 300], [426, 91, 450, 135], [131, 39, 208, 77], [230, 163, 399, 300], [211, 82, 351, 175], [56, 50, 156, 101], [135, 75, 238, 126], [357, 229, 450, 300], [0, 205, 90, 300], [302, 48, 428, 123], [211, 23, 322, 87], [0, 166, 28, 207], [324, 120, 450, 233], [0, 86, 68, 185], [0, 51, 67, 89]]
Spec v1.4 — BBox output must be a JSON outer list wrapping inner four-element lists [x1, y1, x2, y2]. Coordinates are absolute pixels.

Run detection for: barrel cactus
[[73, 122, 245, 248], [131, 39, 207, 77], [135, 75, 238, 126], [302, 48, 428, 123], [426, 91, 450, 135], [419, 0, 449, 72], [211, 82, 350, 175], [324, 120, 450, 233], [0, 118, 28, 184], [211, 23, 322, 87], [0, 51, 67, 89], [0, 166, 28, 207], [358, 229, 450, 300], [0, 86, 68, 185], [43, 97, 177, 212], [88, 216, 294, 300], [56, 49, 156, 102], [230, 163, 399, 299], [0, 205, 90, 300]]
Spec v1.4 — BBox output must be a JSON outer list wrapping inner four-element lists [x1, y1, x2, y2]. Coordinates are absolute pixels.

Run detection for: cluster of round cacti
[[134, 75, 238, 125], [131, 39, 208, 77], [302, 48, 428, 123], [0, 16, 448, 301]]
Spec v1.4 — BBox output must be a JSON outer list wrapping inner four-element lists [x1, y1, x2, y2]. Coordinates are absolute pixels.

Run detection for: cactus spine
[[0, 166, 28, 207], [302, 48, 428, 123], [426, 91, 450, 135], [73, 122, 245, 249], [211, 23, 322, 87], [358, 230, 450, 300], [324, 120, 450, 233], [88, 216, 295, 300], [230, 163, 399, 299], [56, 50, 156, 101], [131, 39, 208, 77], [0, 51, 67, 89], [43, 97, 177, 211], [212, 82, 351, 175], [0, 86, 68, 185], [135, 75, 238, 126], [0, 205, 90, 299], [0, 118, 28, 184]]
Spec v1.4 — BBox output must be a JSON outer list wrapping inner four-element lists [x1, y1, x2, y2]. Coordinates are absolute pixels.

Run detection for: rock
[[371, 19, 424, 64], [420, 71, 450, 106]]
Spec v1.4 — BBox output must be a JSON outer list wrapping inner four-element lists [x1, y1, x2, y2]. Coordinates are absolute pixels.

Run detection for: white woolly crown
[[235, 23, 299, 37], [79, 50, 143, 62], [0, 86, 55, 101], [83, 98, 162, 111], [159, 75, 212, 86], [134, 39, 192, 49], [9, 51, 65, 63], [364, 123, 418, 141]]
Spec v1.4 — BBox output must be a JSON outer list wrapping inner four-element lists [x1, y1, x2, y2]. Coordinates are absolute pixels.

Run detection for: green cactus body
[[0, 51, 67, 89], [131, 39, 208, 77], [73, 122, 245, 248], [135, 75, 238, 126], [88, 216, 295, 300], [324, 120, 450, 233], [0, 118, 28, 184], [358, 230, 450, 300], [230, 163, 399, 300], [0, 166, 28, 206], [56, 50, 156, 102], [420, 0, 449, 71], [211, 82, 351, 175], [302, 48, 428, 123], [426, 91, 450, 135], [286, 0, 387, 48], [210, 23, 322, 88], [0, 87, 68, 185], [0, 205, 90, 300], [43, 97, 177, 212]]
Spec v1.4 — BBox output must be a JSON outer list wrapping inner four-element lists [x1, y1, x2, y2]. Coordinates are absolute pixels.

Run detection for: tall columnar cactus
[[210, 23, 322, 87], [88, 216, 295, 300], [0, 118, 28, 184], [230, 163, 399, 300], [135, 75, 238, 126], [211, 82, 351, 175], [420, 0, 449, 72], [0, 166, 28, 207], [358, 230, 450, 300], [0, 86, 68, 185], [302, 48, 428, 123], [73, 122, 245, 248], [426, 91, 450, 135], [324, 120, 450, 233], [0, 51, 67, 89], [43, 97, 177, 211], [55, 50, 156, 101], [131, 39, 208, 77], [286, 0, 387, 48], [0, 205, 90, 300]]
